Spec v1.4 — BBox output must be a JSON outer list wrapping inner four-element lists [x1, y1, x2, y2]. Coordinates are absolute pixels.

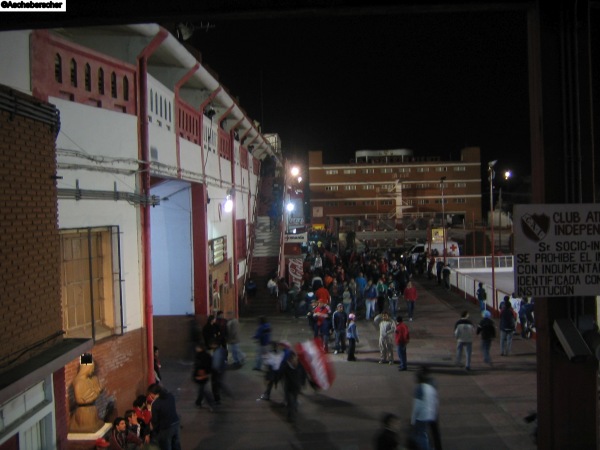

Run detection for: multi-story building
[[0, 25, 277, 449], [308, 148, 482, 232]]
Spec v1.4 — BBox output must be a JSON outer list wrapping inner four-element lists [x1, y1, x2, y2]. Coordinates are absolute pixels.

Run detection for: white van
[[406, 240, 460, 262]]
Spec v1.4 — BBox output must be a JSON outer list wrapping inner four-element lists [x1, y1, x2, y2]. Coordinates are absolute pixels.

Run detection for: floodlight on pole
[[488, 160, 497, 310], [440, 176, 447, 263]]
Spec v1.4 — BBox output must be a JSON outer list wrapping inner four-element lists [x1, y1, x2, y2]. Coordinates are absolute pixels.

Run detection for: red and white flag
[[295, 338, 336, 390]]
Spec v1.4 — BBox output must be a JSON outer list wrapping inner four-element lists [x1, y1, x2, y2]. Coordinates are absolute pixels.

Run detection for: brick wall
[[63, 329, 148, 435], [0, 103, 62, 375], [154, 315, 197, 361]]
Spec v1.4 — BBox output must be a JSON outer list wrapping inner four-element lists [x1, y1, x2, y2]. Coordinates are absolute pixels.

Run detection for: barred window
[[70, 58, 77, 87], [84, 63, 91, 91], [54, 54, 62, 83], [60, 227, 123, 341], [111, 72, 117, 98], [98, 68, 104, 94]]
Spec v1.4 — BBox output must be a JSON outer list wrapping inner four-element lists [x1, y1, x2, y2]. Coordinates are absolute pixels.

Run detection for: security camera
[[553, 318, 592, 362]]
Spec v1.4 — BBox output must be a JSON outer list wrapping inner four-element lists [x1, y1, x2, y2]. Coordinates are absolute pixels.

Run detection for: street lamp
[[440, 176, 447, 263], [498, 170, 512, 253], [488, 160, 497, 311]]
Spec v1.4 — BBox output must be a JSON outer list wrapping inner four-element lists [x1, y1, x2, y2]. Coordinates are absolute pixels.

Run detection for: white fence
[[446, 256, 514, 314]]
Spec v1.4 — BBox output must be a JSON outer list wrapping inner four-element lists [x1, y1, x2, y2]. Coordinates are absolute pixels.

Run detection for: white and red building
[[0, 24, 278, 449]]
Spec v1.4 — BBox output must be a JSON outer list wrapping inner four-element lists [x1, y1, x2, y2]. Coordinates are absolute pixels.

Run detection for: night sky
[[192, 9, 531, 187]]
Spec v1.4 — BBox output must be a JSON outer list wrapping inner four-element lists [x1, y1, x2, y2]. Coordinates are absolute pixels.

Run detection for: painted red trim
[[230, 131, 238, 317], [191, 184, 210, 317], [199, 88, 222, 182], [31, 30, 137, 114], [137, 27, 168, 386], [174, 64, 200, 178]]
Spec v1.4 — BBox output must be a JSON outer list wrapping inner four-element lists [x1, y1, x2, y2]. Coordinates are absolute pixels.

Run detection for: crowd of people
[[99, 236, 536, 449], [101, 383, 181, 450]]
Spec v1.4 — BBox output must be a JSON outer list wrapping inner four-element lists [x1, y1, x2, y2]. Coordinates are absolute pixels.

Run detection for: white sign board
[[514, 204, 600, 297], [284, 233, 307, 244]]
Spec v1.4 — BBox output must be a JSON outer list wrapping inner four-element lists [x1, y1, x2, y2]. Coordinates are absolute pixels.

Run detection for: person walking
[[193, 344, 217, 411], [411, 367, 440, 450], [387, 282, 399, 318], [476, 282, 487, 313], [252, 316, 272, 371], [394, 316, 410, 371], [365, 279, 378, 320], [346, 313, 359, 361], [281, 351, 306, 423], [277, 277, 290, 312], [442, 263, 451, 290], [314, 299, 332, 352], [477, 310, 496, 365], [499, 297, 516, 356], [226, 314, 246, 366], [404, 281, 418, 322], [454, 311, 474, 370], [332, 303, 348, 355], [377, 312, 396, 364]]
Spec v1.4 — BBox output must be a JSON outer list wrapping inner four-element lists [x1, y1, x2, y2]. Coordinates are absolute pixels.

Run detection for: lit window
[[416, 167, 430, 173], [325, 170, 339, 175], [60, 227, 123, 340], [454, 166, 466, 171], [343, 169, 356, 174], [363, 184, 374, 190], [363, 168, 375, 174], [345, 185, 356, 190], [454, 182, 466, 188], [435, 167, 447, 172], [381, 168, 393, 173], [325, 186, 338, 191]]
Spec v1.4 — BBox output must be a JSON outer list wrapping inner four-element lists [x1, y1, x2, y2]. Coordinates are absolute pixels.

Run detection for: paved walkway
[[159, 276, 537, 450]]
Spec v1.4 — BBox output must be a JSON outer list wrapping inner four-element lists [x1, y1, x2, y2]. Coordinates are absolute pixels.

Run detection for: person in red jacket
[[394, 316, 410, 371], [403, 281, 418, 322]]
